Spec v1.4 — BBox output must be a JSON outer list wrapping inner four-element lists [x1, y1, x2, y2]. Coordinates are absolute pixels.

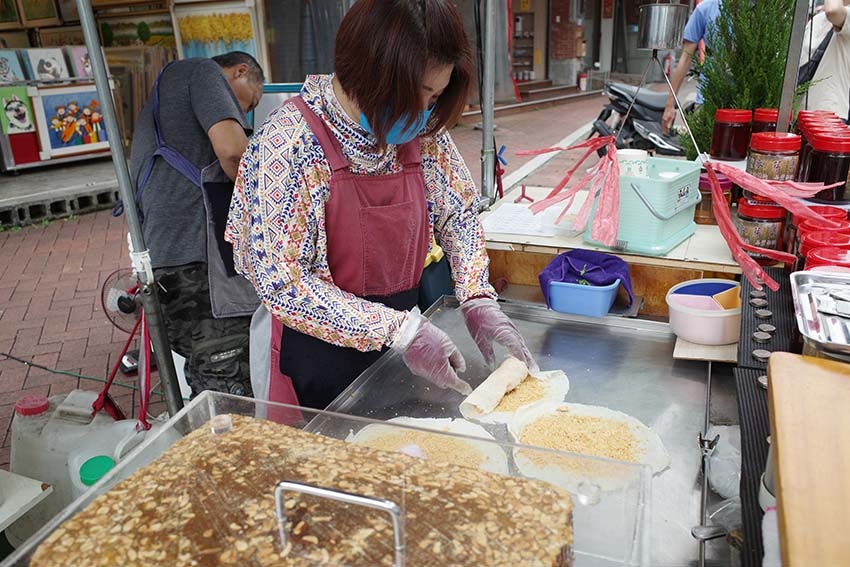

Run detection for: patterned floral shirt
[[226, 74, 496, 353]]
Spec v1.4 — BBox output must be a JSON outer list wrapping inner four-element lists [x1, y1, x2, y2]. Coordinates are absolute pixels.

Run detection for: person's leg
[[154, 263, 253, 398]]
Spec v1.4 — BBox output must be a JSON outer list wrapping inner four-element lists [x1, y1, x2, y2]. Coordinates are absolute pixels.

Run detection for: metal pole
[[480, 0, 496, 206], [777, 0, 811, 133], [77, 0, 184, 416]]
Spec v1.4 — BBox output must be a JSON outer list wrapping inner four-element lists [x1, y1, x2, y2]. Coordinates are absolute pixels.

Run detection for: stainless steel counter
[[327, 298, 717, 567]]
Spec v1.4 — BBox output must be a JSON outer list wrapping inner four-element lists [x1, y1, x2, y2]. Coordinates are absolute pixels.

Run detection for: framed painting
[[56, 0, 78, 23], [65, 45, 91, 78], [0, 48, 24, 82], [0, 0, 21, 31], [0, 30, 30, 48], [15, 0, 61, 28], [22, 47, 70, 80], [1, 84, 35, 133], [172, 1, 267, 71], [37, 25, 83, 47], [29, 84, 109, 158], [98, 10, 175, 47]]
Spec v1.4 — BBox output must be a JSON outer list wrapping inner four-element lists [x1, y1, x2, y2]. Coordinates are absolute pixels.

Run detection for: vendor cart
[[1, 297, 735, 567]]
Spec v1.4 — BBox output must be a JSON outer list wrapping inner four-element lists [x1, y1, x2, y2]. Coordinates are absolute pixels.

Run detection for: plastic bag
[[707, 424, 742, 500]]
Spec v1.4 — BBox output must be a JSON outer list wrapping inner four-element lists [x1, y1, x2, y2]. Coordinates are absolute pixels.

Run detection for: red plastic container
[[806, 247, 850, 270], [798, 217, 850, 236], [785, 206, 849, 257], [799, 230, 850, 259]]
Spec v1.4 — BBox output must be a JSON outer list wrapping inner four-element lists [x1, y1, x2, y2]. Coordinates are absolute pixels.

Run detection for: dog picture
[[37, 57, 63, 80], [25, 49, 70, 82], [0, 57, 20, 83], [2, 94, 35, 133], [79, 52, 91, 77], [0, 50, 25, 84]]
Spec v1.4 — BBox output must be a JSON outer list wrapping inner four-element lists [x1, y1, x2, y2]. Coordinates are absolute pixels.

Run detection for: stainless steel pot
[[638, 2, 689, 50]]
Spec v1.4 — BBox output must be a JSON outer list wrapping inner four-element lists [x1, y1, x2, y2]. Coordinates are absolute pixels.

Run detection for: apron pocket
[[361, 201, 416, 296]]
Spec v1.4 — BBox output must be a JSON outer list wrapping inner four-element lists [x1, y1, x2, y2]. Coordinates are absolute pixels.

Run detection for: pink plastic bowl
[[666, 279, 741, 345]]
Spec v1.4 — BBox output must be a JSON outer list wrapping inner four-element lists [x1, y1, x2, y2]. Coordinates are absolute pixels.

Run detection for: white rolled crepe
[[508, 401, 671, 492], [347, 416, 509, 475], [459, 357, 570, 424]]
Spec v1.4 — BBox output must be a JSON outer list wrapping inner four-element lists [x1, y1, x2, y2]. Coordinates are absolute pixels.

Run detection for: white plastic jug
[[7, 390, 147, 547], [66, 419, 162, 500]]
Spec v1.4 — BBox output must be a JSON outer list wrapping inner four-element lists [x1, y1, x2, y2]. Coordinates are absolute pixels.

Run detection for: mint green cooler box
[[584, 157, 702, 255]]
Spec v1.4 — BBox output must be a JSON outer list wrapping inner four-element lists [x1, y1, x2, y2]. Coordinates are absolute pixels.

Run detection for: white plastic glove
[[392, 308, 472, 395], [459, 298, 538, 372]]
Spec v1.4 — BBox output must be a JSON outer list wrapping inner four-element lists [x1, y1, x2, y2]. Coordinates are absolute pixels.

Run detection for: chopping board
[[768, 352, 850, 566]]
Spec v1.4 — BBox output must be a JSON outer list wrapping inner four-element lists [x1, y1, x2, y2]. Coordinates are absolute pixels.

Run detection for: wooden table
[[483, 185, 741, 316], [767, 352, 850, 566]]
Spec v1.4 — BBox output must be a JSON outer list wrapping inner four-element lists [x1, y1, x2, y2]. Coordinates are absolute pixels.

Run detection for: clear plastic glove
[[392, 309, 472, 395], [460, 298, 538, 372]]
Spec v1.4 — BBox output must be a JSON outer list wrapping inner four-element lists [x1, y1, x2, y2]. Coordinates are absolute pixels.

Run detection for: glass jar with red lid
[[806, 132, 850, 202], [797, 125, 850, 181], [805, 247, 850, 270], [711, 109, 753, 160], [745, 133, 801, 198], [752, 108, 779, 134], [695, 172, 733, 225], [734, 198, 786, 264]]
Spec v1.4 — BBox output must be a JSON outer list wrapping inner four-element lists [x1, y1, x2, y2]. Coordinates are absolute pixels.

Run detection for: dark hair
[[212, 51, 265, 83], [334, 0, 473, 147]]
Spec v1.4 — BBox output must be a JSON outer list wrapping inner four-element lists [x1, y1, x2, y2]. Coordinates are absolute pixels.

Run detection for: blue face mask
[[359, 106, 434, 145]]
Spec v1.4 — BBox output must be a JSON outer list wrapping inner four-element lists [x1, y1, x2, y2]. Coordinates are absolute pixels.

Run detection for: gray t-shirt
[[130, 58, 248, 269]]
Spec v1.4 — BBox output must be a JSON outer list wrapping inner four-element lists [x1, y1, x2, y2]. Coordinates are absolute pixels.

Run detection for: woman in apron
[[226, 0, 536, 410]]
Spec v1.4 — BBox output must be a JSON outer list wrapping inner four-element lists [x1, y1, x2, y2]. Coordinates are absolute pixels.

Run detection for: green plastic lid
[[80, 455, 115, 487]]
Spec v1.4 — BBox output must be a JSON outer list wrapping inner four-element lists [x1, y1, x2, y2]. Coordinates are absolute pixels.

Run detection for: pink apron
[[268, 96, 431, 414]]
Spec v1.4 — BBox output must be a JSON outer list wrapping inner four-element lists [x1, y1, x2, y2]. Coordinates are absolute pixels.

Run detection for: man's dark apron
[[118, 62, 260, 318], [269, 97, 431, 410]]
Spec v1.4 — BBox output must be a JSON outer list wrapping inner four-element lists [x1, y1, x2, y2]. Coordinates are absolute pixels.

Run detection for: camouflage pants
[[154, 262, 253, 398]]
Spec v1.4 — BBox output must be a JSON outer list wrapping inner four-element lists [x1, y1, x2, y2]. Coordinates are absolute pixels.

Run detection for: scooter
[[590, 82, 689, 156]]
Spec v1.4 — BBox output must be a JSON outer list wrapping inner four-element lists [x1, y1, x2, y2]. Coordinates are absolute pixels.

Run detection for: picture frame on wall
[[37, 25, 83, 47], [15, 0, 61, 28], [0, 0, 21, 31], [65, 45, 91, 78], [172, 1, 268, 73], [56, 0, 78, 23], [28, 83, 110, 159], [0, 48, 25, 82], [22, 47, 70, 80], [98, 10, 175, 48], [1, 84, 35, 133], [0, 30, 30, 48]]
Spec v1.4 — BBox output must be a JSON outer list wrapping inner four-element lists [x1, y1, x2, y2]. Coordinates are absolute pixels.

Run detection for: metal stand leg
[[614, 50, 705, 162], [692, 360, 726, 567]]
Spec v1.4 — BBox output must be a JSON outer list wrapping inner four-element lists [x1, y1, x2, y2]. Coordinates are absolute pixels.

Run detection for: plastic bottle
[[7, 390, 152, 546]]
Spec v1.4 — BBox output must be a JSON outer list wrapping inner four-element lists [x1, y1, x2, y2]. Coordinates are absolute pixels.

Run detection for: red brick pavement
[[0, 210, 167, 470], [0, 98, 605, 471]]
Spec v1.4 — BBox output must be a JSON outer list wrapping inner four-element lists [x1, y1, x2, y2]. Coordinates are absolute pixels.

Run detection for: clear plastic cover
[[5, 392, 649, 567]]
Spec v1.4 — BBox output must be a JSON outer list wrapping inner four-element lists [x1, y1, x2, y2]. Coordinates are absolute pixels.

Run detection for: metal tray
[[790, 271, 850, 360], [326, 297, 714, 567]]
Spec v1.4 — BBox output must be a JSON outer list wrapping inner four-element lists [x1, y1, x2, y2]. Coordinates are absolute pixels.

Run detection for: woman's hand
[[392, 310, 472, 395], [459, 298, 538, 372]]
